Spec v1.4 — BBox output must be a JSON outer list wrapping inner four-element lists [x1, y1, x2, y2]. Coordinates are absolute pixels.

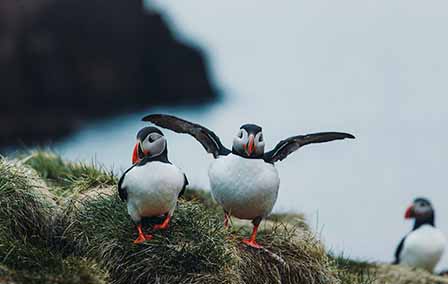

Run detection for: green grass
[[0, 157, 108, 284], [65, 194, 237, 284], [0, 158, 54, 248], [22, 151, 116, 197], [64, 189, 339, 284], [181, 188, 219, 210], [1, 152, 446, 284], [330, 254, 376, 284], [237, 224, 337, 284]]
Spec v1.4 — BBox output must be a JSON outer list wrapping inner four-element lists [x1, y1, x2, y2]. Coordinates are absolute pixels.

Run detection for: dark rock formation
[[0, 0, 216, 147]]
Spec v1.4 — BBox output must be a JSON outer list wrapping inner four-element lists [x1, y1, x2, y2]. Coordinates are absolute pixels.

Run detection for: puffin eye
[[147, 136, 154, 143], [238, 130, 243, 138], [259, 133, 263, 142]]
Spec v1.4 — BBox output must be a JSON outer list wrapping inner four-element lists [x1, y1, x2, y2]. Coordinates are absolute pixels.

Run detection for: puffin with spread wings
[[143, 114, 355, 248]]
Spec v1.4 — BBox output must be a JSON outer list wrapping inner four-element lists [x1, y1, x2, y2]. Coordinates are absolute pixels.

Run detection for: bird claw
[[133, 234, 153, 244], [242, 239, 263, 249]]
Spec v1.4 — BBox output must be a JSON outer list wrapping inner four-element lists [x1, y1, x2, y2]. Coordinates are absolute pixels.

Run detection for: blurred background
[[2, 0, 448, 271]]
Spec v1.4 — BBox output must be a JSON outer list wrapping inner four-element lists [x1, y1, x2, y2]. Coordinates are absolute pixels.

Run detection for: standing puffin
[[118, 127, 188, 244], [142, 114, 354, 249], [393, 198, 446, 272]]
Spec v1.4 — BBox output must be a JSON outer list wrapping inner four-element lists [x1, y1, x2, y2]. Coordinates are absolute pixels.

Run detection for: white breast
[[400, 225, 446, 272], [122, 162, 185, 222], [208, 154, 280, 220]]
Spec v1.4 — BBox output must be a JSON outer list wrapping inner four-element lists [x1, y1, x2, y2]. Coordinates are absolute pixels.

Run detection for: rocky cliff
[[0, 0, 216, 147]]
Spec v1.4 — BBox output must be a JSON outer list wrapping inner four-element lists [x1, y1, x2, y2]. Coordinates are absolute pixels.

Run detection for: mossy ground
[[0, 151, 447, 284]]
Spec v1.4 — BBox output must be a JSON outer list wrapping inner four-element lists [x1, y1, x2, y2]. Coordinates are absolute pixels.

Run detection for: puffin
[[393, 198, 446, 272], [118, 127, 188, 244], [142, 114, 355, 249]]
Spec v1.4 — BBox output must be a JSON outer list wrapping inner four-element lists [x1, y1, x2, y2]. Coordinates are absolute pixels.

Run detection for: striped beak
[[132, 142, 140, 164], [245, 134, 255, 156], [132, 141, 150, 164], [405, 205, 415, 219]]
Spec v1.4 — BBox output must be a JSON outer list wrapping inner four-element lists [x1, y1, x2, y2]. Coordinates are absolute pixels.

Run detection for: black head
[[405, 197, 435, 229], [232, 124, 265, 158], [132, 127, 167, 164], [136, 127, 164, 141]]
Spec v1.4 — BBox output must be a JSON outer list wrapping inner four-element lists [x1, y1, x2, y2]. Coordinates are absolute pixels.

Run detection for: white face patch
[[233, 128, 248, 153], [140, 133, 166, 157], [414, 200, 433, 217], [254, 132, 265, 155], [233, 128, 265, 156]]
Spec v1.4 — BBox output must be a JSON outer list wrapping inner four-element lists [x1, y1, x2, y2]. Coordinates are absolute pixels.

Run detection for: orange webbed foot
[[133, 223, 153, 244], [133, 234, 153, 244], [153, 215, 171, 230], [242, 238, 263, 249]]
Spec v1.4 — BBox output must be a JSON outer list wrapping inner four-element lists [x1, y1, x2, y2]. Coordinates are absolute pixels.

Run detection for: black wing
[[117, 165, 136, 201], [393, 236, 406, 264], [179, 174, 189, 198], [142, 114, 230, 158], [264, 132, 355, 163]]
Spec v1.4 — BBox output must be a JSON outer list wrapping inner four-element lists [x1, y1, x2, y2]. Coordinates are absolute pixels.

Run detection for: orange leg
[[153, 214, 171, 230], [133, 224, 153, 244], [242, 218, 263, 249]]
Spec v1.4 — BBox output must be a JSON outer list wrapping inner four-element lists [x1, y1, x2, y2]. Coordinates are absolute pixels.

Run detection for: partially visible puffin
[[394, 198, 446, 272], [143, 114, 354, 249], [118, 127, 188, 244]]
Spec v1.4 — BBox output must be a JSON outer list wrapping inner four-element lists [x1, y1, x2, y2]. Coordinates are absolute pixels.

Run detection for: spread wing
[[142, 114, 230, 158], [393, 236, 406, 264], [117, 165, 135, 201], [264, 132, 355, 163]]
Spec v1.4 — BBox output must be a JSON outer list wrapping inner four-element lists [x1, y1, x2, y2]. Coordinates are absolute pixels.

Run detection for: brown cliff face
[[0, 0, 216, 147]]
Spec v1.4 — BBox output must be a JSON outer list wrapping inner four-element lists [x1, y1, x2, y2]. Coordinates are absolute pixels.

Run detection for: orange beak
[[132, 143, 140, 164], [404, 205, 414, 219], [132, 141, 151, 164], [247, 135, 255, 156]]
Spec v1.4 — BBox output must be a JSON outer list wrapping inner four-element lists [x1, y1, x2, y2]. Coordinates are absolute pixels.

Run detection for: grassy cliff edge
[[0, 151, 446, 284]]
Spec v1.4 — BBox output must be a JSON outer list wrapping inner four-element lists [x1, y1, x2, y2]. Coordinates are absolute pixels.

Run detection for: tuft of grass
[[181, 188, 220, 211], [372, 264, 448, 284], [0, 158, 108, 284], [236, 224, 338, 284], [0, 158, 54, 246], [265, 212, 309, 231], [64, 187, 340, 284], [22, 151, 116, 197], [64, 193, 238, 284], [330, 254, 376, 284], [0, 238, 107, 284]]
